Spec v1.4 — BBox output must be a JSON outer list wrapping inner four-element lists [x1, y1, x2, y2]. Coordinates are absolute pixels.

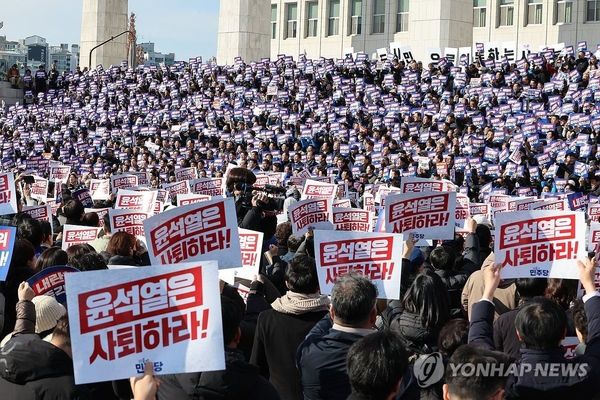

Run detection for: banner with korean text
[[143, 197, 241, 268], [220, 228, 264, 284], [314, 230, 403, 299], [61, 225, 101, 250], [385, 192, 456, 240], [289, 197, 334, 235], [115, 189, 157, 215], [301, 179, 337, 200], [109, 209, 149, 242], [495, 211, 585, 279], [332, 207, 372, 232], [0, 226, 16, 281], [0, 173, 18, 215], [65, 261, 225, 384], [27, 265, 79, 304]]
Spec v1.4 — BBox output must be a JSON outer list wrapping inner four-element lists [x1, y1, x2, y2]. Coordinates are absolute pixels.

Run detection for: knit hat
[[32, 295, 66, 334]]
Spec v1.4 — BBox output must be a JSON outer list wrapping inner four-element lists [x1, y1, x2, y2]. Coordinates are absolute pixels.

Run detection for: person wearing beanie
[[0, 295, 66, 347]]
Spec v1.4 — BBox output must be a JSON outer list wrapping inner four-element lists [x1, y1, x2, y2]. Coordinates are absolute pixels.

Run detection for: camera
[[234, 182, 286, 211]]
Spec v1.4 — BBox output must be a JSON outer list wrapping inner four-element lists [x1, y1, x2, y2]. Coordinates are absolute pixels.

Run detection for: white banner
[[143, 197, 242, 268], [108, 209, 149, 241], [61, 225, 101, 250], [495, 211, 585, 279], [115, 189, 157, 215], [314, 230, 403, 299], [301, 179, 337, 200], [65, 261, 224, 384], [332, 207, 372, 232], [0, 173, 17, 215], [289, 198, 334, 236]]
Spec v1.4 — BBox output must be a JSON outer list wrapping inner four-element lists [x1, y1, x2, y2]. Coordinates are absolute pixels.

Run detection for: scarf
[[271, 291, 330, 315]]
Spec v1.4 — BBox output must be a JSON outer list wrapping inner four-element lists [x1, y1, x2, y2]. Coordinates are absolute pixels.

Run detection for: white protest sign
[[89, 179, 110, 201], [30, 176, 48, 202], [220, 228, 264, 284], [61, 225, 101, 250], [190, 178, 225, 196], [49, 165, 71, 184], [175, 167, 198, 182], [115, 189, 157, 215], [314, 230, 403, 299], [65, 261, 225, 384], [289, 197, 334, 236], [333, 199, 352, 208], [332, 207, 373, 232], [143, 197, 242, 268], [23, 204, 52, 224], [177, 193, 213, 207], [385, 192, 457, 240], [589, 222, 600, 252], [108, 209, 149, 241], [399, 176, 455, 193], [495, 211, 585, 279], [301, 179, 337, 200], [0, 173, 18, 215], [111, 174, 139, 194], [455, 193, 470, 230]]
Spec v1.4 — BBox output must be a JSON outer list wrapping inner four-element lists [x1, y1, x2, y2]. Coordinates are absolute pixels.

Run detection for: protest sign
[[301, 179, 337, 200], [489, 194, 510, 218], [176, 193, 212, 207], [49, 165, 71, 184], [115, 189, 157, 215], [30, 176, 49, 202], [190, 178, 225, 196], [90, 179, 110, 201], [23, 204, 52, 224], [111, 174, 139, 194], [589, 204, 600, 223], [332, 207, 372, 232], [333, 198, 352, 208], [143, 197, 242, 268], [162, 181, 191, 199], [65, 261, 224, 384], [220, 228, 264, 283], [530, 199, 567, 210], [73, 188, 94, 208], [589, 222, 600, 252], [109, 209, 149, 241], [0, 173, 18, 215], [0, 226, 16, 281], [289, 197, 334, 235], [385, 192, 457, 240], [469, 203, 490, 220], [495, 211, 585, 279], [455, 193, 470, 229], [314, 230, 403, 299], [363, 193, 375, 213], [568, 192, 588, 211], [399, 176, 455, 193], [61, 225, 101, 250], [27, 265, 79, 304], [175, 167, 198, 182], [375, 186, 402, 206]]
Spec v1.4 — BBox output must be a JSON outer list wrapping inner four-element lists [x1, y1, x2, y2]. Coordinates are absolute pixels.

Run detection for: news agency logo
[[413, 352, 445, 388], [447, 362, 590, 378]]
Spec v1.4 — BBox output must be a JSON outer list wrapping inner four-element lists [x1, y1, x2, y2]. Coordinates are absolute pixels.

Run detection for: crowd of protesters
[[0, 42, 600, 400]]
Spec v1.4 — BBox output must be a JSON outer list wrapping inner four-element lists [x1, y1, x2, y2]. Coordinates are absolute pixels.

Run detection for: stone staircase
[[0, 80, 23, 108]]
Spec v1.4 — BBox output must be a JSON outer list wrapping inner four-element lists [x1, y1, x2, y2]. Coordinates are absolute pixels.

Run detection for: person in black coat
[[250, 255, 330, 400], [493, 278, 548, 360], [468, 261, 600, 399], [192, 296, 280, 400], [297, 274, 378, 400], [0, 283, 88, 400]]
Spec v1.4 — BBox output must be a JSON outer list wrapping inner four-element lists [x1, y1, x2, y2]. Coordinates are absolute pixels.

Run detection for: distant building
[[0, 36, 26, 75], [50, 43, 79, 73], [138, 42, 175, 66], [24, 35, 49, 70]]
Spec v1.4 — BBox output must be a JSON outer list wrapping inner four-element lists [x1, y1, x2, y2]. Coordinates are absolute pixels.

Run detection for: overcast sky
[[1, 0, 220, 61]]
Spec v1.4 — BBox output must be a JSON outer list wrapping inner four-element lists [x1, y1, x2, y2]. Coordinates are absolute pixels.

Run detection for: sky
[[1, 0, 220, 61]]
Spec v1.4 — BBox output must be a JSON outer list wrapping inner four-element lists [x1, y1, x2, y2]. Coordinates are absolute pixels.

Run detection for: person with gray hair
[[297, 273, 378, 400]]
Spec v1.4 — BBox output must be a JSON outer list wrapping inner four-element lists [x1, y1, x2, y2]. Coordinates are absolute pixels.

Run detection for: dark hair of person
[[445, 345, 509, 400], [571, 299, 588, 342], [287, 235, 303, 253], [225, 167, 256, 192], [304, 235, 315, 258], [402, 270, 450, 331], [81, 212, 100, 227], [221, 295, 243, 345], [438, 319, 469, 358], [17, 216, 43, 248], [103, 213, 111, 234], [331, 273, 378, 326], [347, 330, 409, 400], [275, 222, 292, 247], [73, 252, 107, 271], [515, 278, 548, 299], [66, 244, 96, 268], [285, 255, 319, 294], [429, 245, 456, 271], [515, 297, 567, 350], [475, 224, 492, 248], [63, 199, 85, 223], [52, 315, 71, 347], [545, 278, 576, 310], [106, 232, 137, 257], [36, 247, 69, 270], [11, 239, 36, 269], [39, 220, 52, 243]]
